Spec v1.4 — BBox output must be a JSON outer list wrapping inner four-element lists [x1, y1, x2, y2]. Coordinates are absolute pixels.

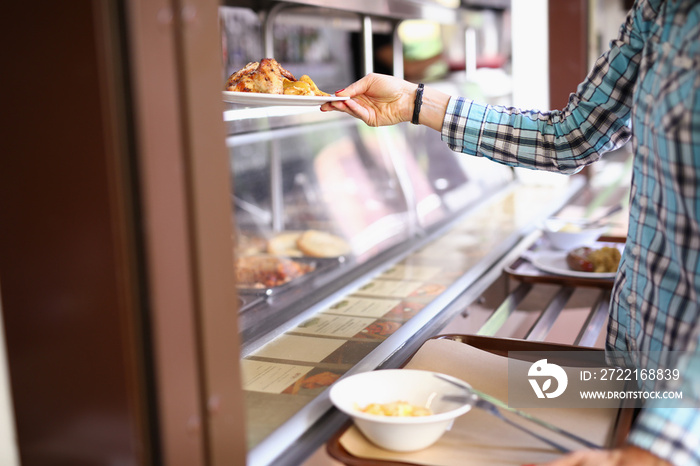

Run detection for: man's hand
[[530, 446, 671, 466]]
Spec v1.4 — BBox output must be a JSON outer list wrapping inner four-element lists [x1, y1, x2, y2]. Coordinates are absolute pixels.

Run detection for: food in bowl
[[542, 218, 608, 250], [329, 369, 473, 452], [558, 222, 583, 233], [358, 401, 432, 417], [566, 246, 621, 273]]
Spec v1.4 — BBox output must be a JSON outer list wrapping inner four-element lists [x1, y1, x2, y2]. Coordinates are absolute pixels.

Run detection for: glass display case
[[219, 1, 586, 465], [223, 91, 584, 466]]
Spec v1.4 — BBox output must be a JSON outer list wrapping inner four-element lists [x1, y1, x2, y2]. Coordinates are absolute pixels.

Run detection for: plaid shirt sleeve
[[441, 1, 643, 174]]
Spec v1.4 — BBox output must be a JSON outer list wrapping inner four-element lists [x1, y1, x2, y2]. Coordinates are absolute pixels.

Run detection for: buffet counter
[[236, 175, 587, 465], [218, 2, 628, 464]]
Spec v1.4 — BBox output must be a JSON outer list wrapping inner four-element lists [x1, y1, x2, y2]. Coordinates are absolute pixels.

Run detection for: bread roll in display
[[296, 230, 351, 258], [267, 231, 304, 257]]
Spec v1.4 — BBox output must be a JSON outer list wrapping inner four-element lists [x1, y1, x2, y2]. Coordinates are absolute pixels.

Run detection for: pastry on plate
[[267, 231, 304, 257], [296, 230, 351, 258]]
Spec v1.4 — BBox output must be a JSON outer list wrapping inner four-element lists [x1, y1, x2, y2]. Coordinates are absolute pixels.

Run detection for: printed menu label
[[354, 279, 422, 298], [293, 314, 376, 338], [324, 297, 400, 318], [380, 264, 442, 281], [241, 360, 312, 394], [251, 335, 345, 363]]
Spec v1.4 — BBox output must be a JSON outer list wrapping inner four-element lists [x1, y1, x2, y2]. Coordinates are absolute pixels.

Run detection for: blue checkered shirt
[[441, 0, 700, 463]]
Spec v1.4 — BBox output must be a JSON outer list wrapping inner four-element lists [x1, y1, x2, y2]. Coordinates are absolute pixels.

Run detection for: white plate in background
[[527, 250, 617, 279]]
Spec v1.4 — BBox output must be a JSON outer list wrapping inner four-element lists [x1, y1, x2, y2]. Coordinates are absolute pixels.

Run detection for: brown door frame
[[2, 1, 155, 463], [126, 0, 247, 464], [1, 0, 246, 464]]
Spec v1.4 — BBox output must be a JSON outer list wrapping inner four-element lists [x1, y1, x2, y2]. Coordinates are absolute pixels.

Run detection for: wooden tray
[[326, 334, 637, 465]]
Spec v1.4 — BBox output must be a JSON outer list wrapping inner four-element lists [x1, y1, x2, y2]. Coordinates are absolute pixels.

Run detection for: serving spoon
[[434, 373, 602, 453], [557, 204, 624, 229]]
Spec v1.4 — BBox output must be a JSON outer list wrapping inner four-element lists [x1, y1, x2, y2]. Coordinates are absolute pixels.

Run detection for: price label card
[[381, 264, 442, 281], [354, 279, 422, 298], [251, 335, 345, 363], [241, 360, 312, 394], [293, 314, 376, 338], [324, 297, 400, 318]]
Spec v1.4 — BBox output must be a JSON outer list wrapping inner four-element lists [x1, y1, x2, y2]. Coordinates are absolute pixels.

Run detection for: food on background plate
[[566, 246, 621, 273], [266, 229, 351, 258], [225, 58, 330, 96], [297, 229, 351, 257], [267, 231, 305, 257], [358, 400, 432, 417], [235, 255, 314, 288], [235, 234, 267, 257]]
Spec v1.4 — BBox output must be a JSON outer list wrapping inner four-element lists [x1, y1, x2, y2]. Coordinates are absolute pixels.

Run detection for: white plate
[[528, 250, 617, 279], [222, 91, 349, 106]]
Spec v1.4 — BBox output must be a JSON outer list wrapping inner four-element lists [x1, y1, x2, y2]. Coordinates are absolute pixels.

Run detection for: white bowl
[[542, 218, 607, 250], [329, 369, 473, 452]]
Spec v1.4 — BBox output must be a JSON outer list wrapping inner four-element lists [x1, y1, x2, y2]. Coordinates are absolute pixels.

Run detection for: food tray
[[236, 257, 341, 296], [238, 294, 264, 311], [326, 334, 637, 465]]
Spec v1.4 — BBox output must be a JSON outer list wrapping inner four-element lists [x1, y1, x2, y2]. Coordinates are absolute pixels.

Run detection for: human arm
[[320, 73, 451, 132], [439, 0, 655, 174], [324, 1, 651, 174], [529, 445, 671, 466]]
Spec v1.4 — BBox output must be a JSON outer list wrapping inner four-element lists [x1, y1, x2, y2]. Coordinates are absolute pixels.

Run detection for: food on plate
[[267, 231, 304, 257], [235, 255, 313, 288], [358, 400, 432, 417], [566, 246, 621, 273], [225, 58, 294, 94], [297, 229, 351, 257], [283, 75, 330, 96], [225, 58, 329, 96], [266, 229, 351, 258], [235, 234, 267, 257]]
